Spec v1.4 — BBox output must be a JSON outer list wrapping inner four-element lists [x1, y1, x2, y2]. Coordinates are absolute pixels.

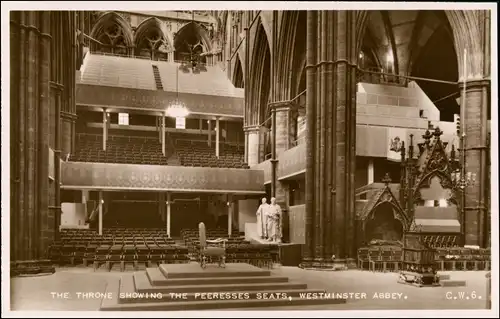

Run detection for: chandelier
[[166, 98, 189, 118], [165, 11, 190, 119], [451, 169, 476, 191]]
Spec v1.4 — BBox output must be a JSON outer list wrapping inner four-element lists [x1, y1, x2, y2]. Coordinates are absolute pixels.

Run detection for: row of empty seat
[[173, 138, 248, 169], [71, 133, 167, 165], [48, 228, 190, 271], [71, 132, 249, 169], [49, 243, 189, 271]]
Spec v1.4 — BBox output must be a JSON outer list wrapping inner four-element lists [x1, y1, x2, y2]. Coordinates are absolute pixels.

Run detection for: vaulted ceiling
[[363, 10, 453, 77]]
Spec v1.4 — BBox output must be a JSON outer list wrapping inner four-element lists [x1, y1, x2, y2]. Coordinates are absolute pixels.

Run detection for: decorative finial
[[423, 130, 432, 144], [433, 127, 443, 139], [382, 173, 392, 186], [450, 144, 456, 160], [400, 141, 406, 161]]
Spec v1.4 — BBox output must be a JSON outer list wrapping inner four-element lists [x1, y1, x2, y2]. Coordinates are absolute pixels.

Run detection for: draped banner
[[387, 127, 407, 162]]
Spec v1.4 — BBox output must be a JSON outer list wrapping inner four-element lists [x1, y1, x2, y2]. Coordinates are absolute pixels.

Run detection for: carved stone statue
[[267, 197, 282, 243], [256, 197, 269, 239]]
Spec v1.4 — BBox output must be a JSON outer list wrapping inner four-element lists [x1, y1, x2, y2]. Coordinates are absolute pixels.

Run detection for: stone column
[[275, 104, 291, 155], [245, 125, 260, 166], [10, 10, 22, 261], [301, 11, 358, 269], [10, 11, 55, 261], [460, 79, 490, 247], [10, 12, 77, 261], [38, 11, 52, 257], [302, 10, 317, 268], [269, 101, 291, 242]]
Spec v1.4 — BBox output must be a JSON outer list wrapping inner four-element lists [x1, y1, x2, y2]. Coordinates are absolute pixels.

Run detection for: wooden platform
[[100, 263, 347, 310], [158, 263, 270, 278]]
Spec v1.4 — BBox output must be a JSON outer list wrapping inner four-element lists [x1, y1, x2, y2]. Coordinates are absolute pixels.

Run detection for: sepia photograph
[[1, 1, 498, 317]]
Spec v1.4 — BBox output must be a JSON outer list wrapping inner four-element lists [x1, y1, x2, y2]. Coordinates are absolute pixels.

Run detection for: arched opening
[[134, 19, 169, 61], [411, 17, 459, 122], [250, 23, 271, 161], [174, 22, 207, 64], [365, 202, 404, 243], [90, 13, 131, 56], [233, 55, 244, 88], [289, 11, 307, 146]]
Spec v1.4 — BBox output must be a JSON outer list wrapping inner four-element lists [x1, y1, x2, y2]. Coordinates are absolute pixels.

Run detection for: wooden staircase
[[100, 263, 347, 310], [152, 65, 163, 90]]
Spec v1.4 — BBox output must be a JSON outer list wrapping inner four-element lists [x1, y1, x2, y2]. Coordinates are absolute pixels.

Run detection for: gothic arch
[[90, 11, 133, 48], [232, 55, 244, 88], [360, 186, 410, 233], [134, 17, 171, 59], [445, 10, 489, 79], [365, 202, 405, 242], [248, 22, 271, 126], [276, 10, 307, 101], [356, 10, 486, 80], [258, 12, 273, 51], [174, 21, 212, 53]]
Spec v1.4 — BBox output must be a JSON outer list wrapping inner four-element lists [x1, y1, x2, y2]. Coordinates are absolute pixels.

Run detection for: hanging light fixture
[[166, 12, 190, 119]]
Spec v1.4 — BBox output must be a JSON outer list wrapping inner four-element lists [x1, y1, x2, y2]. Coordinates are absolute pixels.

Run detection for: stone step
[[440, 280, 467, 287], [134, 272, 307, 294], [146, 267, 288, 286], [120, 275, 326, 304], [158, 263, 271, 279], [101, 278, 347, 311]]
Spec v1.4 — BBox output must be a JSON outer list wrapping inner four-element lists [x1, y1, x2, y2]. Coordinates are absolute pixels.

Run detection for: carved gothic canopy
[[358, 183, 410, 231], [412, 129, 457, 205]]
